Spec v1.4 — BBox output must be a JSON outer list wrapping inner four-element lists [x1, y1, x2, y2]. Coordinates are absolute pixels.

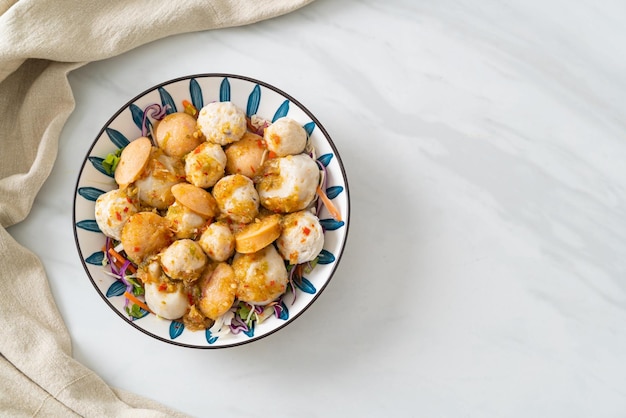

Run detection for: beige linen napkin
[[0, 0, 313, 416]]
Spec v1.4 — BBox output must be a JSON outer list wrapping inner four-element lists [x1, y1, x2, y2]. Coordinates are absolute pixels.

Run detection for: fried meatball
[[224, 131, 266, 178], [120, 212, 173, 265], [198, 263, 238, 320], [154, 112, 203, 158]]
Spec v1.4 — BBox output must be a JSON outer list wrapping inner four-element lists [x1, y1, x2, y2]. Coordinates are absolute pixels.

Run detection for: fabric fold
[[0, 0, 314, 415]]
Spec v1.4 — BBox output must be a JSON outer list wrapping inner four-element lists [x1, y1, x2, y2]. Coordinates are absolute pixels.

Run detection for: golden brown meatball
[[120, 212, 173, 265], [224, 131, 266, 178], [198, 263, 238, 320], [154, 112, 203, 158]]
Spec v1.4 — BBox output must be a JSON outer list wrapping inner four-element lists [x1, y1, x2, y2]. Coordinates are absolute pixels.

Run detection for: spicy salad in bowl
[[73, 74, 349, 348]]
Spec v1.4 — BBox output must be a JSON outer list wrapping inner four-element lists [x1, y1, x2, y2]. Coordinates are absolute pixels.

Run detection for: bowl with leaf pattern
[[73, 74, 349, 348]]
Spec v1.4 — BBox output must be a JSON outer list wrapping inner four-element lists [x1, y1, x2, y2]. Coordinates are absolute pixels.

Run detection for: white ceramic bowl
[[73, 74, 350, 348]]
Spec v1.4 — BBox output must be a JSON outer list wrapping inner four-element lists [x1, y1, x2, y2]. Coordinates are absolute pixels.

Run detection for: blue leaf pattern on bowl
[[169, 321, 185, 339], [88, 156, 113, 177], [205, 329, 218, 344], [295, 277, 316, 294], [159, 87, 177, 114], [76, 220, 101, 233], [325, 185, 343, 200], [319, 218, 345, 231], [130, 104, 153, 135], [277, 300, 289, 320], [106, 128, 130, 149], [317, 249, 335, 265], [246, 84, 261, 117], [243, 322, 255, 338], [85, 251, 105, 265], [190, 78, 204, 110], [78, 186, 105, 202], [317, 153, 333, 167], [129, 104, 144, 132], [303, 121, 316, 137], [220, 78, 230, 102], [106, 281, 127, 298], [272, 100, 289, 122]]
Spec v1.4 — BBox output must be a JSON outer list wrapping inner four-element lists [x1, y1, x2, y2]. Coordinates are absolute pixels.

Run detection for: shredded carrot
[[108, 248, 136, 274], [182, 100, 197, 117], [124, 291, 153, 314], [316, 186, 342, 222]]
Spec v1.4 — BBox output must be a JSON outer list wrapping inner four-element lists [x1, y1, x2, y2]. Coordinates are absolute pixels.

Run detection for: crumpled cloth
[[0, 1, 313, 416]]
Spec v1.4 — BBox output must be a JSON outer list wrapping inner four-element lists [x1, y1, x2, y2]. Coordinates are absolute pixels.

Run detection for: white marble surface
[[8, 0, 626, 416]]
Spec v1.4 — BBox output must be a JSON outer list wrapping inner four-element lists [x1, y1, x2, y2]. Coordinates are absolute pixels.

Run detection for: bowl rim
[[72, 72, 351, 349]]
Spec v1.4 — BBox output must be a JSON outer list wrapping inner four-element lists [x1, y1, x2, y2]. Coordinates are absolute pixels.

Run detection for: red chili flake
[[133, 246, 140, 252], [123, 207, 129, 213], [115, 211, 122, 221], [187, 292, 194, 305], [302, 226, 311, 236], [270, 280, 275, 286], [158, 283, 167, 292]]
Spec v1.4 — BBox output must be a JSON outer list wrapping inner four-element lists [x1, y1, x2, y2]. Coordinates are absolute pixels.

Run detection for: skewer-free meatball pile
[[95, 101, 326, 330]]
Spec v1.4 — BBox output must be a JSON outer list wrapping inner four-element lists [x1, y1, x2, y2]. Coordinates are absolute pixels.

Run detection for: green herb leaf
[[127, 277, 145, 296], [126, 303, 144, 319], [101, 148, 123, 175]]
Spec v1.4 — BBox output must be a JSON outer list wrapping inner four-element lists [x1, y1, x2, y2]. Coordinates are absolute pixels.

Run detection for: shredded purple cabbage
[[141, 103, 169, 137], [273, 303, 284, 318], [229, 316, 249, 334]]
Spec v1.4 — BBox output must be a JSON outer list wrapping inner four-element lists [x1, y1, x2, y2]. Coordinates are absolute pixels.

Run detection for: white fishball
[[277, 210, 324, 265], [256, 154, 319, 213], [184, 141, 227, 188], [160, 239, 207, 283], [198, 222, 235, 262], [94, 188, 138, 241], [144, 281, 190, 320], [264, 117, 307, 157], [212, 174, 259, 224], [232, 245, 288, 305], [197, 101, 247, 146]]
